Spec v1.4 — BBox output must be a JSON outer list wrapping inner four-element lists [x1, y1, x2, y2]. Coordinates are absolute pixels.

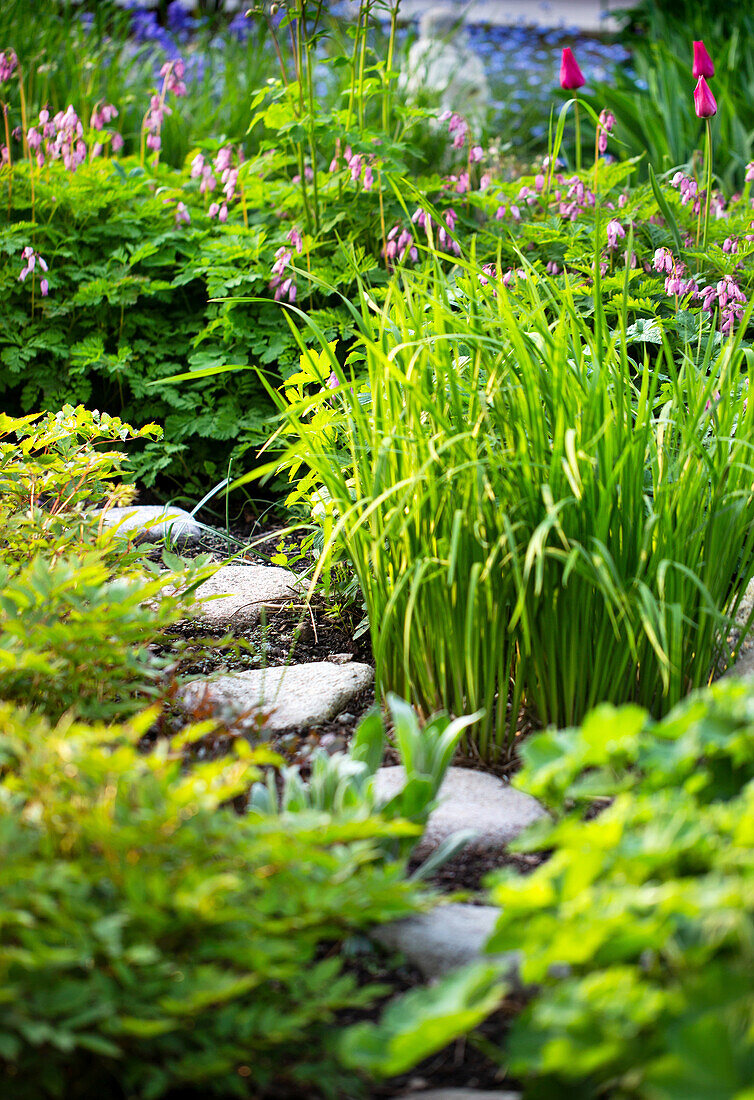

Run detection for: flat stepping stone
[[373, 903, 514, 982], [723, 578, 754, 678], [393, 1091, 520, 1100], [393, 1090, 520, 1100], [395, 0, 623, 33], [193, 565, 302, 628], [374, 766, 546, 860], [179, 660, 373, 731], [97, 504, 202, 544]]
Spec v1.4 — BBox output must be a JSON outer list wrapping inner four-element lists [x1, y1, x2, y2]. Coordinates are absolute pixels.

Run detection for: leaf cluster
[[0, 703, 424, 1099], [485, 680, 754, 1098], [0, 406, 212, 722]]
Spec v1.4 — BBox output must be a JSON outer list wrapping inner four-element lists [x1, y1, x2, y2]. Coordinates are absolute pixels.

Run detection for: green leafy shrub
[[0, 406, 212, 722], [483, 679, 754, 1098], [0, 550, 205, 721], [0, 157, 382, 492], [342, 679, 754, 1098], [0, 406, 156, 562], [0, 702, 425, 1099]]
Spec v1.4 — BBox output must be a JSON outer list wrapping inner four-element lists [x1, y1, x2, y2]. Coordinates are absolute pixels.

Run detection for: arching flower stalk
[[140, 58, 186, 169]]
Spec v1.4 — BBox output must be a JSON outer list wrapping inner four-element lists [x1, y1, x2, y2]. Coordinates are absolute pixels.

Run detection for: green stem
[[702, 117, 712, 251], [265, 12, 290, 86], [3, 101, 12, 218], [304, 0, 323, 233], [593, 124, 600, 197], [574, 95, 581, 174], [345, 0, 365, 130], [357, 0, 373, 131], [382, 0, 401, 133], [291, 3, 312, 236]]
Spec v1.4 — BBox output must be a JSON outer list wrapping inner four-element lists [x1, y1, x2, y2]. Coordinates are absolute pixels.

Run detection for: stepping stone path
[[724, 577, 754, 679], [394, 1091, 520, 1100], [373, 902, 515, 982], [179, 661, 374, 731], [97, 504, 203, 544], [375, 765, 546, 860], [142, 545, 543, 1092], [193, 564, 303, 628], [174, 564, 372, 728], [372, 769, 542, 990]]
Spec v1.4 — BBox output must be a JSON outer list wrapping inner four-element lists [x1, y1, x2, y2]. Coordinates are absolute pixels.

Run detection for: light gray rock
[[179, 661, 373, 731], [373, 903, 516, 982], [394, 0, 625, 34], [193, 565, 302, 628], [723, 578, 754, 679], [374, 766, 546, 859], [393, 1090, 520, 1100], [97, 504, 202, 544]]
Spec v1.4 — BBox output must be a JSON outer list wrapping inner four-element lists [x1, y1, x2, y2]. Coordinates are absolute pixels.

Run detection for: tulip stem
[[593, 127, 600, 196], [702, 118, 712, 251], [574, 95, 581, 173]]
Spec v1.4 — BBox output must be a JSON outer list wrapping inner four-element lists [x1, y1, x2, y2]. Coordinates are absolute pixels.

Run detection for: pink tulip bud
[[694, 75, 717, 118], [692, 40, 714, 80], [560, 48, 585, 91]]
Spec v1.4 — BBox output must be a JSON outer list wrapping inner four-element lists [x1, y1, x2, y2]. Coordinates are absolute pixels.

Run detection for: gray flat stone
[[393, 1090, 520, 1100], [374, 766, 546, 859], [722, 578, 754, 679], [373, 903, 514, 981], [179, 661, 373, 731], [376, 0, 631, 33], [394, 1091, 520, 1100], [193, 565, 302, 628], [97, 504, 202, 544]]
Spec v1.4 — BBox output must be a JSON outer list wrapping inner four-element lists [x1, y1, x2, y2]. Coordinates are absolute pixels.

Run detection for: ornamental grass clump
[[261, 262, 754, 763]]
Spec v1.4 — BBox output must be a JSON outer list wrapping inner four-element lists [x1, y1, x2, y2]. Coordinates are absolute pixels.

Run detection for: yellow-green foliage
[[0, 406, 211, 721], [0, 704, 422, 1099]]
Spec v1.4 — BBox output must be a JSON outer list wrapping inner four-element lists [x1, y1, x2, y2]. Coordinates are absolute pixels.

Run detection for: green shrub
[[0, 702, 426, 1099], [0, 157, 381, 493], [0, 550, 207, 721], [0, 405, 156, 563], [0, 406, 213, 722], [484, 679, 754, 1099], [342, 679, 754, 1098]]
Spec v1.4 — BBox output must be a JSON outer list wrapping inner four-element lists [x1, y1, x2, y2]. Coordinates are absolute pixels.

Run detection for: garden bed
[[3, 1, 754, 1097]]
